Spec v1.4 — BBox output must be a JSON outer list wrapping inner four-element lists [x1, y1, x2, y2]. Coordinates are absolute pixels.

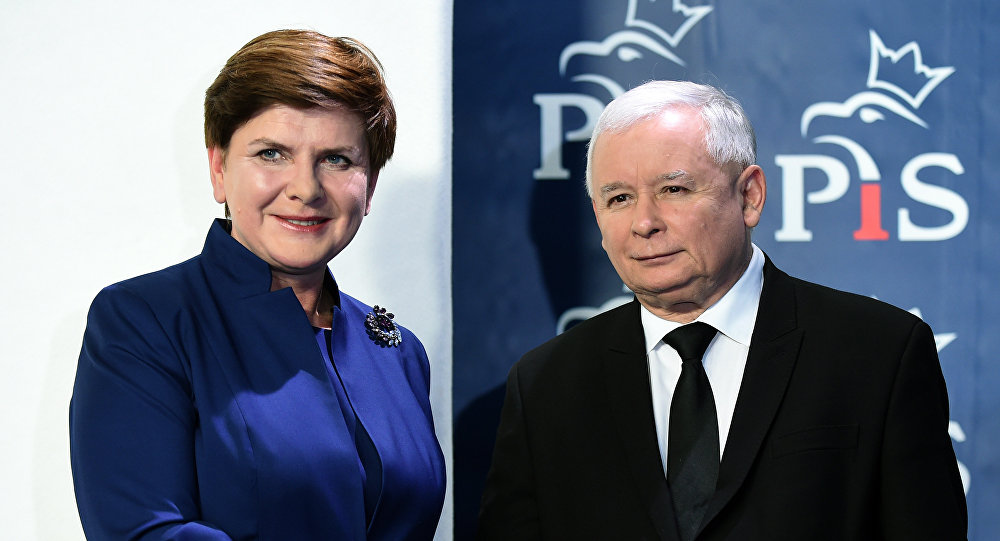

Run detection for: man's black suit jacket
[[478, 259, 967, 540]]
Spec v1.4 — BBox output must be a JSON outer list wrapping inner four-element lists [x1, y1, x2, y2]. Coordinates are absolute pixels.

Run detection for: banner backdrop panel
[[454, 1, 997, 538]]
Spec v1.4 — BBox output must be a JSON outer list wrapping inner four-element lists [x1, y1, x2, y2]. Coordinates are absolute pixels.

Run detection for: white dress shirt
[[640, 244, 764, 475]]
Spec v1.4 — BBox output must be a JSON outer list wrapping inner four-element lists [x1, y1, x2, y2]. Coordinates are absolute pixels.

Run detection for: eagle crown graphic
[[558, 0, 713, 97], [801, 29, 955, 137]]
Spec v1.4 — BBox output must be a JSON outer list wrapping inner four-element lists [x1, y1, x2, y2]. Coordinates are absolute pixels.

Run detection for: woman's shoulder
[[80, 257, 209, 384], [337, 291, 426, 355], [337, 291, 408, 328], [90, 255, 208, 317]]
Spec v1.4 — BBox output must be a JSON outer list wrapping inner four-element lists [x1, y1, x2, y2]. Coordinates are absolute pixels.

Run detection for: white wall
[[0, 2, 453, 539]]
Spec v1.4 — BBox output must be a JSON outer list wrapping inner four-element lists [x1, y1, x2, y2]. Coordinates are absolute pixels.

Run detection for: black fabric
[[477, 259, 967, 540], [664, 322, 719, 541]]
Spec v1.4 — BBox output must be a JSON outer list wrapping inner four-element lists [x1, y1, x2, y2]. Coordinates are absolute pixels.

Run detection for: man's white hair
[[585, 80, 757, 197]]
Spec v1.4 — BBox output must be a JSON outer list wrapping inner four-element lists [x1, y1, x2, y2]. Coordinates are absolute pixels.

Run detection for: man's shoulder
[[517, 301, 637, 372], [770, 263, 922, 332]]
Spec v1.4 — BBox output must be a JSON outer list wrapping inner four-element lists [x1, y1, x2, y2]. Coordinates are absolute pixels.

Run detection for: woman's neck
[[270, 270, 334, 328]]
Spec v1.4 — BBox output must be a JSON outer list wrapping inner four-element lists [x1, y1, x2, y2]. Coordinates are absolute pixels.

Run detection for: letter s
[[897, 153, 968, 241]]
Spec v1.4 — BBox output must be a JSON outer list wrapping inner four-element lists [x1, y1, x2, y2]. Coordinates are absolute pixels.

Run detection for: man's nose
[[632, 196, 664, 238]]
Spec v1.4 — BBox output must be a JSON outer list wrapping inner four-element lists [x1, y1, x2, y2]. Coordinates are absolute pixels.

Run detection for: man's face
[[590, 107, 765, 321]]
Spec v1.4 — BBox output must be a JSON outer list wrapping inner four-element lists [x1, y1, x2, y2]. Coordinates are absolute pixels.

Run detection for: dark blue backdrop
[[453, 1, 997, 538]]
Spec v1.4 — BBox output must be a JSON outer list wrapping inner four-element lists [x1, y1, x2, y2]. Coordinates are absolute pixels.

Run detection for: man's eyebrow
[[657, 170, 688, 181], [599, 182, 627, 196], [597, 170, 691, 196]]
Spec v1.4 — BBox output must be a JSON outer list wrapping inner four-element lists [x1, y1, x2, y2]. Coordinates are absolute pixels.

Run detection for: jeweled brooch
[[365, 305, 402, 347]]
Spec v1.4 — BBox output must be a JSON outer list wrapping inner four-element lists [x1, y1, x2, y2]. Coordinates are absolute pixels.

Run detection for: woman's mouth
[[285, 218, 326, 226], [276, 216, 331, 231]]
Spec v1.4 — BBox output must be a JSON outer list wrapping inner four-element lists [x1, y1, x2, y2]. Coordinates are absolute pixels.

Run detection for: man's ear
[[591, 197, 610, 252], [739, 165, 766, 228], [208, 146, 227, 204]]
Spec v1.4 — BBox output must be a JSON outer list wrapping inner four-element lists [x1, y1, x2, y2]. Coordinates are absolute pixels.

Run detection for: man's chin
[[628, 277, 693, 298], [631, 277, 704, 302]]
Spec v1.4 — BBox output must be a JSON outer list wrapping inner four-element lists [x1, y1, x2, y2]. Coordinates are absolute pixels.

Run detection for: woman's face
[[208, 104, 376, 278]]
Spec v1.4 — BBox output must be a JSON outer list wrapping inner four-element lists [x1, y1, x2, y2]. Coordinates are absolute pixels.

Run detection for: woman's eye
[[324, 154, 352, 166], [258, 149, 281, 161]]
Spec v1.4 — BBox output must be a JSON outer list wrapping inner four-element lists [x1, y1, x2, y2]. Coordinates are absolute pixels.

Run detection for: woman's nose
[[285, 164, 324, 204]]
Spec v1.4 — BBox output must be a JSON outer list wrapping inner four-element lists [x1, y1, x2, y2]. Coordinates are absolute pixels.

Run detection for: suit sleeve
[[476, 362, 542, 541], [879, 320, 968, 540], [70, 285, 233, 540]]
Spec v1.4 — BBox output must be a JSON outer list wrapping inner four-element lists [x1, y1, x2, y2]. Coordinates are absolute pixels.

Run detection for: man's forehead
[[593, 110, 706, 151]]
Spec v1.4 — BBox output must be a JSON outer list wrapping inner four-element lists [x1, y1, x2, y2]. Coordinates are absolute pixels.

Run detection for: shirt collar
[[640, 244, 765, 353]]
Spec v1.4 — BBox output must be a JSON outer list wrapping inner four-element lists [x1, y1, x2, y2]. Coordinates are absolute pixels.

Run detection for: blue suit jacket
[[71, 220, 445, 540]]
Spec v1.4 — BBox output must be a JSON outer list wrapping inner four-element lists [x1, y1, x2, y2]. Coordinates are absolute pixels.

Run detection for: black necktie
[[664, 322, 720, 541]]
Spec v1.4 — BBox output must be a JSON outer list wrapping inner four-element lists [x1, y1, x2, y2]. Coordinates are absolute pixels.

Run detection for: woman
[[70, 30, 445, 540]]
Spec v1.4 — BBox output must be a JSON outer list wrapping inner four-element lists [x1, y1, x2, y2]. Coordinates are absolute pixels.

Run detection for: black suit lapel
[[600, 300, 681, 541], [700, 259, 803, 531]]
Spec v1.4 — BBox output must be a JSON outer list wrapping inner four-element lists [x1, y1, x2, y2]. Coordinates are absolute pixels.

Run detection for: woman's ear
[[364, 170, 379, 216], [208, 146, 227, 204]]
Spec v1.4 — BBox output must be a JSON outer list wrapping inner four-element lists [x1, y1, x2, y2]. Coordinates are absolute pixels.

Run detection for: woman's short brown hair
[[204, 29, 396, 172]]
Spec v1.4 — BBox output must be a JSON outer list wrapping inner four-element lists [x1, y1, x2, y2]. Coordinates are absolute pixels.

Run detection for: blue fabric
[[314, 327, 383, 528], [70, 219, 445, 540]]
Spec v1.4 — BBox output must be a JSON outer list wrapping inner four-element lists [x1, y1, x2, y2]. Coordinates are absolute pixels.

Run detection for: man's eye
[[609, 194, 629, 205], [665, 185, 684, 194]]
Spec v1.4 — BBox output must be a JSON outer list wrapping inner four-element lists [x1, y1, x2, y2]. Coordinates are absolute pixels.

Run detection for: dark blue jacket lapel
[[198, 219, 335, 395]]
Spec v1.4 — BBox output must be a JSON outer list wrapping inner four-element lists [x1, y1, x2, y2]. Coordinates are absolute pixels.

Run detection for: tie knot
[[663, 322, 717, 363]]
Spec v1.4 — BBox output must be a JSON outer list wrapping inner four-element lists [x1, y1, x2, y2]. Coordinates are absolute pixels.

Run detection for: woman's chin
[[268, 256, 336, 278]]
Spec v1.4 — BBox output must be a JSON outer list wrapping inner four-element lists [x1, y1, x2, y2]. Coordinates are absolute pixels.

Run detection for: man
[[477, 81, 967, 540]]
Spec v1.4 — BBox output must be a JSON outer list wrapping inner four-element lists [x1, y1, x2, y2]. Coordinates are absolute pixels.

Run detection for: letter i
[[853, 183, 890, 240]]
